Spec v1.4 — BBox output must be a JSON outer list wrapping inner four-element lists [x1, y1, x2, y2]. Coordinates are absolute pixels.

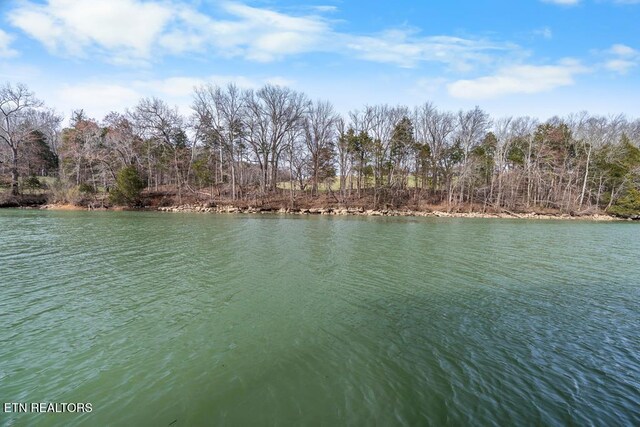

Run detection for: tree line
[[1, 81, 639, 216]]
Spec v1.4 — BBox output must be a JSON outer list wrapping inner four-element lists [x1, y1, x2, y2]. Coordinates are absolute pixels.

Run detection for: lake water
[[1, 210, 639, 426]]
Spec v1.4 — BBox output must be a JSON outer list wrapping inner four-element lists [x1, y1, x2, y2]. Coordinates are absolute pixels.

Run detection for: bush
[[49, 179, 83, 205], [78, 183, 96, 194], [0, 176, 12, 189], [109, 166, 145, 207], [609, 188, 640, 218], [23, 175, 43, 191]]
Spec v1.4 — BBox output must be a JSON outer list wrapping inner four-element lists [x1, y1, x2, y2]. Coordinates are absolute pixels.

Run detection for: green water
[[1, 210, 639, 426]]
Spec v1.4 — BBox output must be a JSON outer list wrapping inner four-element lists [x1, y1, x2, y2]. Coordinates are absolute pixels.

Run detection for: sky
[[0, 0, 638, 122]]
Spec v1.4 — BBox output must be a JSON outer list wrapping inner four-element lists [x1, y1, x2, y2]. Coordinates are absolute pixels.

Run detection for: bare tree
[[242, 85, 309, 193], [102, 112, 140, 170], [0, 83, 51, 195], [284, 125, 307, 205], [335, 118, 352, 200], [414, 103, 455, 202], [304, 100, 338, 196], [3, 78, 639, 214], [193, 83, 244, 200], [454, 107, 491, 204], [571, 113, 626, 209], [60, 112, 103, 186], [129, 97, 187, 199]]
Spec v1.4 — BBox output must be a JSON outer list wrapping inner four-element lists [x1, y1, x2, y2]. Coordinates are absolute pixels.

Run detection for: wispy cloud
[[541, 0, 580, 5], [0, 29, 18, 58], [158, 2, 332, 62], [343, 29, 516, 70], [533, 27, 553, 40], [7, 0, 519, 70], [311, 5, 338, 13], [543, 0, 640, 5], [7, 0, 331, 64], [447, 59, 588, 99], [603, 43, 639, 74]]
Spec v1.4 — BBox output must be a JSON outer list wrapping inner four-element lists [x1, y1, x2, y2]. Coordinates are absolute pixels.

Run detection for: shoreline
[[35, 203, 627, 221]]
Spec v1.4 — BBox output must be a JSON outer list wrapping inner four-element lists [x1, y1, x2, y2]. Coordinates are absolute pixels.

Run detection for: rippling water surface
[[1, 210, 639, 426]]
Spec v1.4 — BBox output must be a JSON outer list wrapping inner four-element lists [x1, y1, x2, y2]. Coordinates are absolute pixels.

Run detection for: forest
[[1, 81, 639, 217]]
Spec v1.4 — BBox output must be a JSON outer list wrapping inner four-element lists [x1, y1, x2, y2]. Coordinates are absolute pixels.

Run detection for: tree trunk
[[578, 145, 591, 209], [271, 154, 280, 193], [11, 146, 19, 196], [289, 147, 294, 209], [230, 160, 236, 200]]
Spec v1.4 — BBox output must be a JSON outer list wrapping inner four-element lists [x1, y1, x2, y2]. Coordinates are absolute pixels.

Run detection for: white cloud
[[8, 0, 331, 64], [0, 29, 18, 58], [7, 0, 518, 70], [311, 6, 338, 13], [156, 3, 332, 62], [343, 30, 516, 70], [604, 43, 639, 74], [447, 59, 588, 99], [9, 0, 173, 63], [605, 59, 637, 73], [541, 0, 580, 5], [610, 44, 637, 56], [543, 0, 640, 5], [533, 27, 553, 40]]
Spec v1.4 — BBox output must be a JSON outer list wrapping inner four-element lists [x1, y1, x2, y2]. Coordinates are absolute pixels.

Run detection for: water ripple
[[0, 211, 639, 425]]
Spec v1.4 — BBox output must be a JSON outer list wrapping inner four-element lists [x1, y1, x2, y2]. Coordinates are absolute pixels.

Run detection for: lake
[[1, 210, 639, 426]]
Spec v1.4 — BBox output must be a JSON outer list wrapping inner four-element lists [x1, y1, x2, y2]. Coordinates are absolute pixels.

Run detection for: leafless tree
[[242, 85, 309, 193], [304, 100, 339, 196], [129, 97, 187, 199], [0, 83, 60, 195], [193, 83, 244, 200]]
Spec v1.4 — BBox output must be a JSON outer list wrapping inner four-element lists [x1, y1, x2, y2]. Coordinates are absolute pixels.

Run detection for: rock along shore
[[155, 204, 621, 221]]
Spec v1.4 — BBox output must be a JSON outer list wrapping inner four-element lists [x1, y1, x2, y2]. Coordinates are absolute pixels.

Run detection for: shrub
[[48, 179, 82, 205], [109, 166, 145, 207], [23, 175, 43, 191], [0, 176, 12, 189], [609, 188, 640, 218], [78, 183, 96, 194]]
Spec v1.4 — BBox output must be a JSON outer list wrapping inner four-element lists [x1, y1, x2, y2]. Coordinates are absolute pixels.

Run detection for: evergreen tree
[[109, 166, 145, 207]]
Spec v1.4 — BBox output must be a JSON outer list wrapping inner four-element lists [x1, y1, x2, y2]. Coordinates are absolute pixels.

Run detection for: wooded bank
[[1, 81, 640, 218]]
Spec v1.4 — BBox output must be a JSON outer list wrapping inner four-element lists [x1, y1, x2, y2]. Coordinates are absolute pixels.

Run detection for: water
[[1, 210, 639, 426]]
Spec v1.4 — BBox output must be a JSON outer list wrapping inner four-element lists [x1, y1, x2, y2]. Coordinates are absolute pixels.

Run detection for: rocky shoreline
[[154, 204, 622, 221], [32, 201, 632, 220]]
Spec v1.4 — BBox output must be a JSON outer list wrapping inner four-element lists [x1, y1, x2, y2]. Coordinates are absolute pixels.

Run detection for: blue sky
[[0, 0, 638, 121]]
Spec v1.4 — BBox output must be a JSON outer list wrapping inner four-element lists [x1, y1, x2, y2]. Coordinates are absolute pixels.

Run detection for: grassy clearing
[[0, 176, 56, 196], [277, 175, 424, 192]]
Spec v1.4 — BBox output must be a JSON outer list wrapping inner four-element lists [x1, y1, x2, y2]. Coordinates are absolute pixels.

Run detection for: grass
[[0, 175, 57, 196], [277, 175, 425, 192]]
